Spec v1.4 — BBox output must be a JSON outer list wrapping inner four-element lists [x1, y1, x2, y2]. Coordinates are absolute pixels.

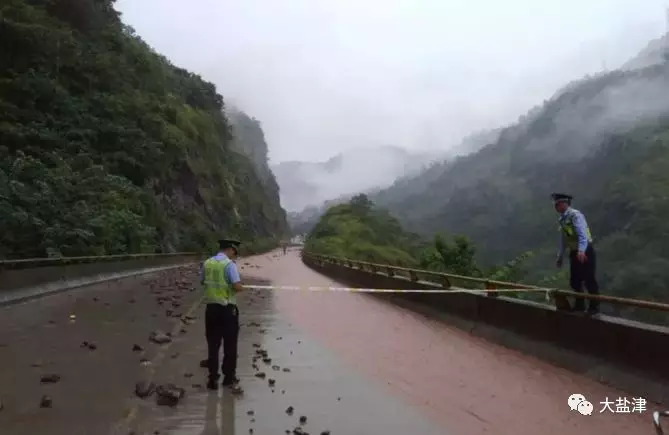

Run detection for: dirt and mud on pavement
[[0, 249, 662, 435]]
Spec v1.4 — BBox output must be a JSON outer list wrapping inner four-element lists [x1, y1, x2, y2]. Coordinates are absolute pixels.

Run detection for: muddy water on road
[[249, 249, 657, 435], [0, 249, 659, 435], [132, 280, 445, 435]]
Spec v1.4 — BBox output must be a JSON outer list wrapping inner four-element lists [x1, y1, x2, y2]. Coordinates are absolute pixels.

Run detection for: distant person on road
[[199, 238, 244, 392], [552, 193, 600, 315], [283, 244, 287, 255]]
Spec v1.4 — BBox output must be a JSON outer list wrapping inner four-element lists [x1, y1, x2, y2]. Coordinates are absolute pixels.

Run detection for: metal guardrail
[[0, 252, 206, 306], [304, 253, 669, 314], [0, 252, 203, 270]]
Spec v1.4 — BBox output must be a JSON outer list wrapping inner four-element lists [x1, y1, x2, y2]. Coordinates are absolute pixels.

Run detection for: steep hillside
[[228, 110, 288, 237], [0, 0, 287, 259], [373, 58, 669, 303], [272, 146, 442, 212], [622, 33, 669, 71]]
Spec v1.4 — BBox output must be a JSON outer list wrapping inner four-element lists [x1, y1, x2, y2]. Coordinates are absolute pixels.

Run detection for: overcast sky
[[116, 0, 668, 163]]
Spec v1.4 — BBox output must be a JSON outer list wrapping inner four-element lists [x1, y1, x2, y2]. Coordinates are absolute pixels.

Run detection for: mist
[[116, 0, 668, 165], [525, 62, 669, 162], [272, 146, 441, 211]]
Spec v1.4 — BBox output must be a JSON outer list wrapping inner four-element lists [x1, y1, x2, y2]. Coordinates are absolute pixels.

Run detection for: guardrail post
[[440, 276, 451, 289], [369, 264, 377, 273], [409, 270, 418, 281], [485, 281, 499, 298], [552, 290, 571, 311], [387, 267, 394, 277]]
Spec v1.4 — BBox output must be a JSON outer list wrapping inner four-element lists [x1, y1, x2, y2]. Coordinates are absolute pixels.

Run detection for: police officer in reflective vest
[[201, 238, 244, 391], [552, 193, 600, 315]]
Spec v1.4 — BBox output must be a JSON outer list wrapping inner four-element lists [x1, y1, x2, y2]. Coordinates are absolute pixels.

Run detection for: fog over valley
[[116, 0, 669, 214]]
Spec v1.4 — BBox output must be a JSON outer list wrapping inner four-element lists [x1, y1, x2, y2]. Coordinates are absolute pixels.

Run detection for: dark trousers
[[569, 244, 600, 311], [205, 303, 239, 381]]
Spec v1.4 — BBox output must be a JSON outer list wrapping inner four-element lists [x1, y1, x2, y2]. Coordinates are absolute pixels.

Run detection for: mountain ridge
[[272, 145, 443, 212]]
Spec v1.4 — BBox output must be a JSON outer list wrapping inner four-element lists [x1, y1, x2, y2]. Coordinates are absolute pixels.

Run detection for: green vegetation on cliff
[[0, 0, 287, 259], [306, 194, 532, 284]]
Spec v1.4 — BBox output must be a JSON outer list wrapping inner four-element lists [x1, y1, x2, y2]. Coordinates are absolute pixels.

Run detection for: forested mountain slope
[[0, 0, 287, 259], [373, 59, 669, 302]]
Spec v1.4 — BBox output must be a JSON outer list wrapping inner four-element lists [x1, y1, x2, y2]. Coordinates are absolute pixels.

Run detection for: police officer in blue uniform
[[199, 238, 244, 392], [552, 193, 600, 315]]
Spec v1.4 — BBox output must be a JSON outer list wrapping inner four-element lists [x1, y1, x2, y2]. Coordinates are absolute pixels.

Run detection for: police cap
[[551, 193, 573, 204], [218, 238, 241, 251]]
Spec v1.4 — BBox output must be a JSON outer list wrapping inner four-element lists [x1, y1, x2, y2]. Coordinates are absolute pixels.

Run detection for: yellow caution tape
[[245, 284, 551, 294]]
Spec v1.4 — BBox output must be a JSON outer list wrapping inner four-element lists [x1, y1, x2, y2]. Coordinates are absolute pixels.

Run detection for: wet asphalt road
[[0, 249, 663, 435]]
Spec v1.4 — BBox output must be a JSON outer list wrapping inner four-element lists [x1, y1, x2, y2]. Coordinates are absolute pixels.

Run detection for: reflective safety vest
[[559, 209, 593, 250], [203, 257, 236, 305]]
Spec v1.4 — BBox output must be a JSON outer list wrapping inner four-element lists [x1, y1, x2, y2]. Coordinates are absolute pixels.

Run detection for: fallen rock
[[254, 372, 266, 379], [272, 365, 280, 371], [292, 428, 306, 435], [140, 358, 151, 366], [135, 381, 156, 398], [40, 374, 61, 384], [184, 372, 193, 378], [40, 395, 52, 408], [156, 384, 185, 407], [282, 368, 291, 373], [320, 431, 331, 435], [286, 406, 294, 415], [247, 410, 255, 416], [268, 379, 276, 386], [85, 342, 97, 351], [299, 416, 307, 424], [262, 358, 272, 364], [170, 352, 180, 359], [149, 331, 172, 344], [132, 344, 144, 352]]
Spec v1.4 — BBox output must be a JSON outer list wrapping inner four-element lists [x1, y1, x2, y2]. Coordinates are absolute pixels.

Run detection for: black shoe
[[222, 376, 240, 386], [206, 379, 218, 390]]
